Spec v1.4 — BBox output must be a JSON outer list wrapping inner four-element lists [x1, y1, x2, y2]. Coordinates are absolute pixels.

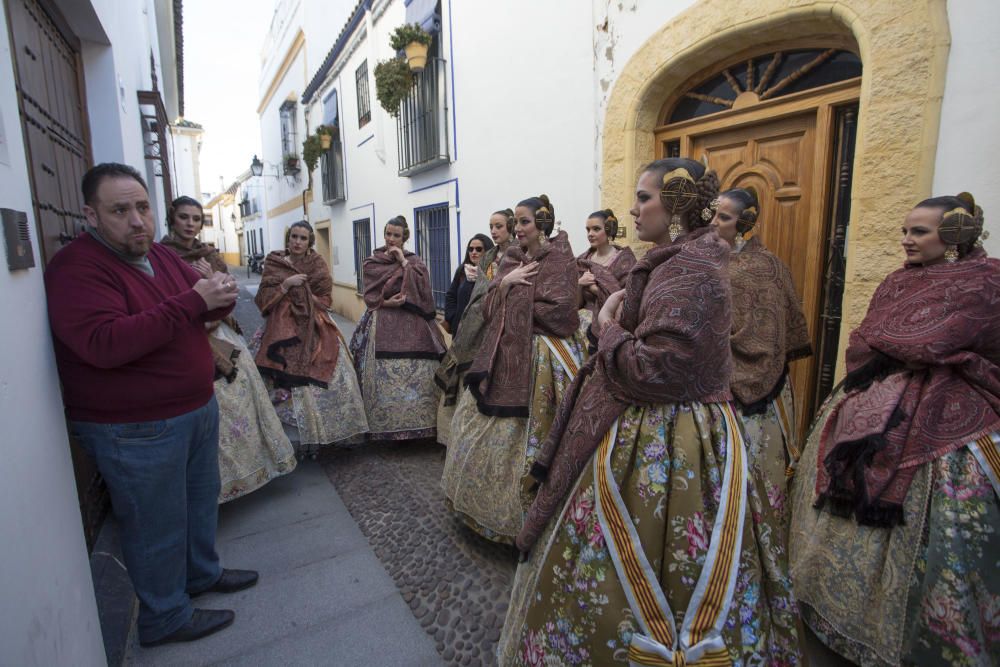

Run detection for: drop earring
[[944, 245, 959, 262], [668, 214, 683, 242], [734, 232, 746, 253]]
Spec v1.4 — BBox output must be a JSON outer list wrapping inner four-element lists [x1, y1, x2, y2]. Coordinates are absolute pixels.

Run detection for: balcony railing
[[397, 57, 449, 176]]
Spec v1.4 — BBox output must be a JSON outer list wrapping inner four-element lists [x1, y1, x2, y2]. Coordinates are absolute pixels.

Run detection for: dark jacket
[[444, 265, 476, 335]]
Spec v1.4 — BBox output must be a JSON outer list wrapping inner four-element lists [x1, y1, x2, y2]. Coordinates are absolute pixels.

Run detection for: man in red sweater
[[45, 163, 255, 647]]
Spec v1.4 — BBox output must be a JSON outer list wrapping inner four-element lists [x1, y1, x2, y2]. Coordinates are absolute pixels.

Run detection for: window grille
[[321, 133, 346, 202], [355, 60, 371, 128], [397, 57, 449, 176], [414, 203, 451, 310], [353, 218, 372, 294], [279, 100, 297, 158]]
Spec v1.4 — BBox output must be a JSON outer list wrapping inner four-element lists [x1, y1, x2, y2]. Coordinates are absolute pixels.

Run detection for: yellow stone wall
[[331, 283, 368, 322], [601, 0, 949, 376], [221, 252, 241, 267]]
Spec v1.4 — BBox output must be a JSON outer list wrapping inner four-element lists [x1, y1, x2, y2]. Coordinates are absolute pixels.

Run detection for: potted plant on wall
[[390, 23, 432, 72], [374, 56, 413, 118], [302, 133, 324, 175], [283, 153, 300, 175], [315, 124, 334, 150]]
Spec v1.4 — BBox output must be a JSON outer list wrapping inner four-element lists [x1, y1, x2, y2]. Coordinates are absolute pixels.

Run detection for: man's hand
[[193, 272, 239, 310], [281, 274, 308, 291], [191, 258, 213, 279]]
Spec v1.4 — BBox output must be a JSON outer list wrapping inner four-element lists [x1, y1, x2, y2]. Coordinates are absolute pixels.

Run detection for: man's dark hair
[[81, 163, 148, 206]]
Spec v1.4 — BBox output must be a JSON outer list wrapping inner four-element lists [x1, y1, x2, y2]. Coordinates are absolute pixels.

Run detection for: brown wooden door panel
[[685, 112, 824, 438]]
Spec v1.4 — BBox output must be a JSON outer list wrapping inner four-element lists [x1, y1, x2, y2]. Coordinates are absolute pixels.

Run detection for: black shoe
[[140, 609, 234, 647], [191, 569, 259, 598]]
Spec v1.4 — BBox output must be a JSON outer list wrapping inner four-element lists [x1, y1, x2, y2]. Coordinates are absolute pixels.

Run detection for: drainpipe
[[368, 2, 387, 164]]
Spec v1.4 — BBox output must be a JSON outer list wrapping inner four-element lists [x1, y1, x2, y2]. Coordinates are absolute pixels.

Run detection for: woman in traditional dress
[[254, 221, 368, 454], [160, 196, 297, 502], [789, 193, 999, 667], [441, 195, 585, 544], [708, 186, 813, 656], [444, 233, 494, 336], [349, 216, 445, 441], [498, 158, 806, 666], [435, 210, 516, 446], [576, 209, 636, 338]]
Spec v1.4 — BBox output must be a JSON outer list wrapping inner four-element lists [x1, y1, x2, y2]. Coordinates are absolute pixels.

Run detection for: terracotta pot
[[405, 41, 428, 72], [319, 133, 332, 150]]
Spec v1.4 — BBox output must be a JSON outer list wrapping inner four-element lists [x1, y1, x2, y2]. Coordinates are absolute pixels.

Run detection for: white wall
[[932, 0, 1000, 256], [170, 127, 204, 201], [0, 7, 105, 665]]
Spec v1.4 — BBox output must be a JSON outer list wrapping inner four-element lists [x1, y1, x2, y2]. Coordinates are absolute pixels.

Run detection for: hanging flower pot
[[320, 134, 332, 150], [390, 23, 432, 73], [404, 41, 429, 72]]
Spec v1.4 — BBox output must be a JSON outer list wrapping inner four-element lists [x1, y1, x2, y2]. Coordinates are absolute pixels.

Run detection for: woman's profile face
[[630, 171, 671, 244], [586, 217, 609, 249], [901, 207, 947, 265], [384, 224, 405, 249], [514, 206, 541, 247], [171, 205, 204, 242], [711, 196, 742, 245], [287, 226, 310, 256], [489, 214, 511, 245]]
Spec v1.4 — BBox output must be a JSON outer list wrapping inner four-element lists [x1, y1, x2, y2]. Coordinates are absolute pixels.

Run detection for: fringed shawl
[[465, 231, 579, 417], [816, 249, 1000, 526], [362, 247, 445, 360], [577, 245, 637, 319], [516, 227, 734, 553], [434, 243, 506, 405], [158, 236, 241, 382], [729, 236, 812, 410], [254, 250, 340, 388]]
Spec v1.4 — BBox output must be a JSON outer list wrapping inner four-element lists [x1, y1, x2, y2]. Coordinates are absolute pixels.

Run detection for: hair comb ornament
[[660, 168, 699, 242], [701, 196, 721, 222], [938, 193, 983, 247]]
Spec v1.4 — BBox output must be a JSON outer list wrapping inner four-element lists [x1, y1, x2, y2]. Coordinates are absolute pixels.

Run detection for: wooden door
[[7, 0, 91, 264], [689, 112, 823, 431]]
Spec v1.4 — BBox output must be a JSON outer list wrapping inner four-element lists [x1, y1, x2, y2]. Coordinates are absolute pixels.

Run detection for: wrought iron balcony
[[397, 57, 449, 176]]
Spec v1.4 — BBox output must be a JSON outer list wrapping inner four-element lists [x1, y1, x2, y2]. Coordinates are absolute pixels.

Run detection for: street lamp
[[250, 154, 263, 177]]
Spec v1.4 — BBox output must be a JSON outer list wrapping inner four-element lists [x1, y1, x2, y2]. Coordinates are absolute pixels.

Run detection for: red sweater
[[44, 234, 234, 423]]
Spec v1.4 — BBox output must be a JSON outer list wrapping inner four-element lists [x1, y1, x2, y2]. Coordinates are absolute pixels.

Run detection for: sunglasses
[[469, 246, 485, 252]]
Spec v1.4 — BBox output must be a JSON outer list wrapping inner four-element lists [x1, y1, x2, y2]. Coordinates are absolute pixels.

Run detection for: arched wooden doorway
[[655, 47, 862, 439]]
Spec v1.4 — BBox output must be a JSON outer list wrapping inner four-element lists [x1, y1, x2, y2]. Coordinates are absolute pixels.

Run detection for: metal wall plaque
[[1, 208, 36, 270]]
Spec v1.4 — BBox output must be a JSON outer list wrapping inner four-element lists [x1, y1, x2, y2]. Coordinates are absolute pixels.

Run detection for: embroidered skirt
[[441, 334, 585, 544], [212, 321, 296, 502], [498, 401, 804, 666], [790, 388, 1000, 667], [253, 314, 369, 453], [350, 309, 439, 441]]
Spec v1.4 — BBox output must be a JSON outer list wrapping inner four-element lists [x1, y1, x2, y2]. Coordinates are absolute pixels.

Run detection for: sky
[[183, 0, 276, 197]]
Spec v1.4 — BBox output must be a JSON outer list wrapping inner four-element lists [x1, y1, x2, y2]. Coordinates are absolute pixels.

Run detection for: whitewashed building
[[0, 0, 187, 662]]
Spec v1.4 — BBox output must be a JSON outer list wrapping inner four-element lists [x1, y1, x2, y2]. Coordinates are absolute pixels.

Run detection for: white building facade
[[0, 0, 186, 662]]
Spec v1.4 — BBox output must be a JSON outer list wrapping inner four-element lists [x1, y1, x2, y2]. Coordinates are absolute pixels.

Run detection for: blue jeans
[[71, 397, 223, 643]]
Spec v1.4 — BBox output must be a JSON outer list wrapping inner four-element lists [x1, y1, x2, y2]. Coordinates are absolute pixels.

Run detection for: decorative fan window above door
[[667, 49, 862, 123]]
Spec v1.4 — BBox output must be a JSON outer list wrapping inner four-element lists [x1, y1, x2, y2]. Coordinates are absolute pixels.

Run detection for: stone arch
[[601, 0, 950, 369]]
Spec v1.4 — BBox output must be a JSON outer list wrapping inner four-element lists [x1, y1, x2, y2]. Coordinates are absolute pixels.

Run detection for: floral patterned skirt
[[441, 334, 585, 544], [252, 315, 369, 453], [789, 388, 1000, 667], [498, 401, 804, 666], [351, 310, 439, 441], [212, 321, 296, 503]]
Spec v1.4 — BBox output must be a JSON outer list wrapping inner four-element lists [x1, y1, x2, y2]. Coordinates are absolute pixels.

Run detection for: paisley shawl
[[729, 236, 812, 409], [465, 231, 578, 417], [576, 245, 637, 319], [434, 243, 508, 405], [816, 248, 1000, 526], [362, 247, 445, 360], [516, 227, 734, 553], [254, 250, 340, 388]]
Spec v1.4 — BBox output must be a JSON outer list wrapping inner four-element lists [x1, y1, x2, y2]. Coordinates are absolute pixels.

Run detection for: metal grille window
[[321, 134, 346, 202], [353, 218, 372, 294], [397, 57, 449, 176], [355, 60, 371, 128], [279, 100, 297, 157], [414, 203, 451, 311]]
